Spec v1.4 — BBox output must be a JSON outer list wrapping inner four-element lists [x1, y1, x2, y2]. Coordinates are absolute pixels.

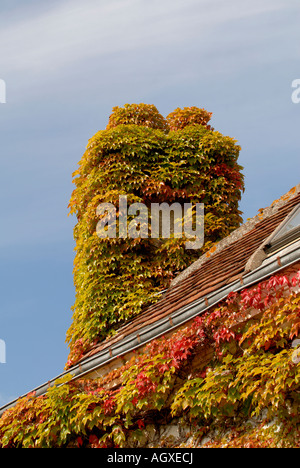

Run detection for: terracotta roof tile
[[78, 188, 300, 363]]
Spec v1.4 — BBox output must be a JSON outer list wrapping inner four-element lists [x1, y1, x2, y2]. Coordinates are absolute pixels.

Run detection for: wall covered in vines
[[66, 103, 244, 366], [1, 267, 300, 448]]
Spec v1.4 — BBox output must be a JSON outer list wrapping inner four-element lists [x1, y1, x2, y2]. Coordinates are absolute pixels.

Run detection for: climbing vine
[[66, 103, 244, 365], [1, 268, 300, 448]]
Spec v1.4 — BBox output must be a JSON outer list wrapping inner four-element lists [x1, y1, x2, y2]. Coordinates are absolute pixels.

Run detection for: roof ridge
[[170, 184, 300, 288]]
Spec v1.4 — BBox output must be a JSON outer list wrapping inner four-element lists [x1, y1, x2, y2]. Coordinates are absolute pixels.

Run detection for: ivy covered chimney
[[66, 104, 244, 366]]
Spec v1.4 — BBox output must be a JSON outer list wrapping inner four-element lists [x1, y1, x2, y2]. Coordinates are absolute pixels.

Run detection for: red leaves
[[264, 340, 273, 351], [76, 436, 83, 448], [226, 291, 238, 305], [89, 435, 100, 448], [264, 294, 272, 308], [77, 435, 101, 448], [158, 363, 170, 373], [211, 163, 244, 191], [66, 338, 86, 369], [290, 320, 300, 341], [135, 372, 157, 398], [213, 327, 235, 345], [190, 270, 300, 355], [137, 419, 145, 430], [238, 272, 298, 313], [292, 271, 300, 287], [213, 164, 244, 190], [169, 337, 195, 367], [2, 269, 300, 449], [241, 284, 263, 310], [103, 393, 117, 415], [266, 273, 293, 290]]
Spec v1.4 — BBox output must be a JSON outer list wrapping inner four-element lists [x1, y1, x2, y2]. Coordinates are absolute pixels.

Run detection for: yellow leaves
[[171, 347, 300, 424], [171, 284, 300, 428], [239, 291, 300, 353], [3, 272, 300, 448], [67, 103, 244, 365], [166, 107, 213, 131], [106, 103, 169, 133]]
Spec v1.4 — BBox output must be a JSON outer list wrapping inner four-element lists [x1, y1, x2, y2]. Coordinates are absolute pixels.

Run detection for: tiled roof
[[77, 185, 300, 364]]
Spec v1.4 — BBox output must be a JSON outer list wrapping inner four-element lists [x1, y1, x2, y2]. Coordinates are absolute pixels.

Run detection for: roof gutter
[[1, 240, 299, 417]]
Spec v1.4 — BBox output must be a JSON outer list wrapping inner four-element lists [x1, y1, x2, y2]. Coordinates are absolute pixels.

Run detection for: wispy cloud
[[0, 0, 292, 79]]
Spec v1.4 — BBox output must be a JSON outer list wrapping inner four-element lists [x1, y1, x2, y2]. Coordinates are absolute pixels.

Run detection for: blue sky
[[0, 0, 299, 406]]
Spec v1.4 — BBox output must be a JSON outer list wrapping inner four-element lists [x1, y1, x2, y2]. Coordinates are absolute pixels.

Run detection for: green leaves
[[1, 271, 300, 448], [66, 104, 244, 365], [0, 324, 201, 448]]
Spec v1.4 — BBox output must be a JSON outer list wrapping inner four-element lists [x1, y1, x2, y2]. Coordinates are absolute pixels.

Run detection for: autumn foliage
[[1, 269, 300, 448], [166, 106, 213, 131], [2, 104, 299, 449], [66, 103, 244, 365]]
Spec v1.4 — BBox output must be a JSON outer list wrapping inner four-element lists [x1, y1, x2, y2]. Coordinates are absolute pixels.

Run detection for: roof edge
[[170, 184, 300, 288]]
